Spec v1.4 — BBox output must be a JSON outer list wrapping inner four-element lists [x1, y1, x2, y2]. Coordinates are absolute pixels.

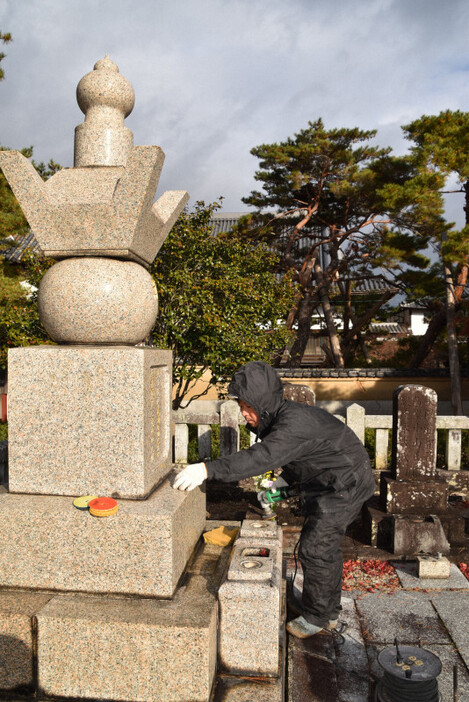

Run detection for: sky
[[0, 0, 468, 224]]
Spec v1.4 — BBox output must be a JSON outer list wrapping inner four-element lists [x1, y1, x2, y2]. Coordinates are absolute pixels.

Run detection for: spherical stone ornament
[[76, 56, 135, 117], [38, 258, 158, 345]]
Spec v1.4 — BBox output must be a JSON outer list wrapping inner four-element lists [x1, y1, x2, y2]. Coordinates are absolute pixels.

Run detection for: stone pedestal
[[37, 586, 218, 702], [393, 515, 450, 556], [382, 476, 448, 515], [417, 555, 451, 579], [8, 346, 172, 498], [218, 521, 284, 677], [378, 385, 450, 557], [0, 480, 204, 597], [0, 538, 231, 702], [0, 591, 53, 691]]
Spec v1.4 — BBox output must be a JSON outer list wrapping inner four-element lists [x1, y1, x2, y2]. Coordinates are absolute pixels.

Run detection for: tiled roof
[[369, 322, 408, 334], [278, 367, 462, 378], [209, 213, 248, 235], [209, 214, 398, 296], [3, 232, 42, 262]]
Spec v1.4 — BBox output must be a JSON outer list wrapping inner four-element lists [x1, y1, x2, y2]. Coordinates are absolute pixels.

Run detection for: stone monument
[[370, 385, 451, 557], [0, 58, 285, 702], [0, 57, 214, 700]]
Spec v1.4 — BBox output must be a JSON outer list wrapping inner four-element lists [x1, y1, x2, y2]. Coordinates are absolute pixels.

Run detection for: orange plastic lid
[[88, 497, 117, 511], [89, 505, 119, 517]]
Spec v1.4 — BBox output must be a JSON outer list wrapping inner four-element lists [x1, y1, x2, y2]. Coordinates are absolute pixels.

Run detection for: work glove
[[173, 462, 207, 491]]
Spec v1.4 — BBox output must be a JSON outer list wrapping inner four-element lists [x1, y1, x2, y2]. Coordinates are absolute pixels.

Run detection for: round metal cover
[[378, 646, 442, 681]]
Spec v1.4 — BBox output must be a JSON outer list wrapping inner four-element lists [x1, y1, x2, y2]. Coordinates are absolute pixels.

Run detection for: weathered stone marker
[[391, 384, 436, 480], [383, 385, 450, 557]]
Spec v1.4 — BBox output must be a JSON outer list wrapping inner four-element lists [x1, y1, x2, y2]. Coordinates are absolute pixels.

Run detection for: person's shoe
[[287, 599, 340, 632], [286, 616, 324, 639]]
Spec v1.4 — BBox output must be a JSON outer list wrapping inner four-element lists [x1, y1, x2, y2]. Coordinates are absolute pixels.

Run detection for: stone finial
[[74, 56, 135, 167]]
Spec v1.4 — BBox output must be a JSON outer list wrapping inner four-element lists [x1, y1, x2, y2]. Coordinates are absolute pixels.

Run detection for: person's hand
[[173, 463, 207, 491]]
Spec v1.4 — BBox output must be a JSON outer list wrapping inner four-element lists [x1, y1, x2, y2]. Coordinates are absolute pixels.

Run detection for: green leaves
[[0, 30, 12, 82], [403, 111, 469, 183], [150, 201, 294, 407]]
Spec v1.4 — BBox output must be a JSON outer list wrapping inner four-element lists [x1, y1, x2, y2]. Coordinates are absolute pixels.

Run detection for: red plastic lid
[[88, 497, 117, 511]]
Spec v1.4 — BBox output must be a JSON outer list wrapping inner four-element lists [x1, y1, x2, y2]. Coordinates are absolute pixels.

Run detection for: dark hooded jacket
[[205, 361, 371, 494]]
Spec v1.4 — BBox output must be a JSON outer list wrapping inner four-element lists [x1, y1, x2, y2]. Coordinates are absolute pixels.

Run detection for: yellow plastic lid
[[73, 495, 99, 510]]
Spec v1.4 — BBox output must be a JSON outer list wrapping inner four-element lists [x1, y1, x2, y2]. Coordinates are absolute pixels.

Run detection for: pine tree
[[241, 119, 429, 367]]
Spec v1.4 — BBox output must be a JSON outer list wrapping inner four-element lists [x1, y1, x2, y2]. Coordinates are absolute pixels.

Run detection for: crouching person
[[172, 361, 375, 638]]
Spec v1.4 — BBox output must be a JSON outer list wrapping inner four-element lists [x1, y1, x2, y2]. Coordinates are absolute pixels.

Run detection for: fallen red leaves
[[342, 559, 401, 593], [458, 562, 469, 580]]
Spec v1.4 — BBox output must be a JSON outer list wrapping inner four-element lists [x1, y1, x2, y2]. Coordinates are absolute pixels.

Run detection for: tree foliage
[[150, 201, 294, 408], [0, 144, 60, 369], [241, 119, 430, 367], [0, 249, 54, 370], [0, 30, 12, 82], [396, 110, 469, 412]]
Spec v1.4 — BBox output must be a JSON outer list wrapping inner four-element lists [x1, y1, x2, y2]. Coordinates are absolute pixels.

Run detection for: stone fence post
[[346, 403, 365, 444], [220, 400, 240, 456]]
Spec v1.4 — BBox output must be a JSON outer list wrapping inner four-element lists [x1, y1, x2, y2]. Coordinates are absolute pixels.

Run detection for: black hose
[[375, 672, 439, 702]]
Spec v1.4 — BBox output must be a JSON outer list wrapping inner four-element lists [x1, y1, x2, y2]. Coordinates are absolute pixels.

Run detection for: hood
[[227, 361, 284, 433]]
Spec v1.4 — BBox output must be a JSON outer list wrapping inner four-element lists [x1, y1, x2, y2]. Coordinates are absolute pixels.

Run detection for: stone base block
[[8, 346, 172, 498], [417, 555, 451, 579], [393, 514, 450, 556], [366, 506, 393, 550], [0, 591, 52, 691], [382, 476, 448, 515], [36, 578, 217, 701], [0, 476, 205, 597], [212, 676, 284, 701], [218, 523, 284, 677], [239, 520, 282, 542]]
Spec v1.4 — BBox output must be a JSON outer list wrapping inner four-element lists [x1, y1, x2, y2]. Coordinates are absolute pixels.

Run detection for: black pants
[[298, 470, 375, 628]]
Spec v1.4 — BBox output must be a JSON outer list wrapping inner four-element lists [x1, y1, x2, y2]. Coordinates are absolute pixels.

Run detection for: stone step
[[0, 538, 232, 702], [0, 478, 205, 598]]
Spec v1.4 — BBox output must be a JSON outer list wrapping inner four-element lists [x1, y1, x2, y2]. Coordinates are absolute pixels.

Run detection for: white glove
[[173, 462, 207, 491]]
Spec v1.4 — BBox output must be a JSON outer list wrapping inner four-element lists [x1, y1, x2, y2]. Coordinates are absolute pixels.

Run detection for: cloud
[[0, 0, 468, 224]]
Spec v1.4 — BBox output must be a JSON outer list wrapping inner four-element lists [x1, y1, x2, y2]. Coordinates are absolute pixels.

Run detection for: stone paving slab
[[288, 632, 339, 702], [431, 591, 469, 670], [287, 596, 369, 702], [425, 644, 469, 702], [354, 591, 449, 645], [393, 561, 469, 589], [334, 597, 369, 702]]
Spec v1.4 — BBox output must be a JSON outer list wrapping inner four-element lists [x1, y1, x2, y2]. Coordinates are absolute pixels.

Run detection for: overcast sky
[[0, 0, 468, 224]]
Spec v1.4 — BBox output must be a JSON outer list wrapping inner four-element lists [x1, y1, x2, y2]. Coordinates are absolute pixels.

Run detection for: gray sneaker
[[286, 616, 324, 639]]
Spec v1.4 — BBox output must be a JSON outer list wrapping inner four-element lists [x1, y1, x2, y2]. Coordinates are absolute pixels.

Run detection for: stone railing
[[173, 400, 469, 479]]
